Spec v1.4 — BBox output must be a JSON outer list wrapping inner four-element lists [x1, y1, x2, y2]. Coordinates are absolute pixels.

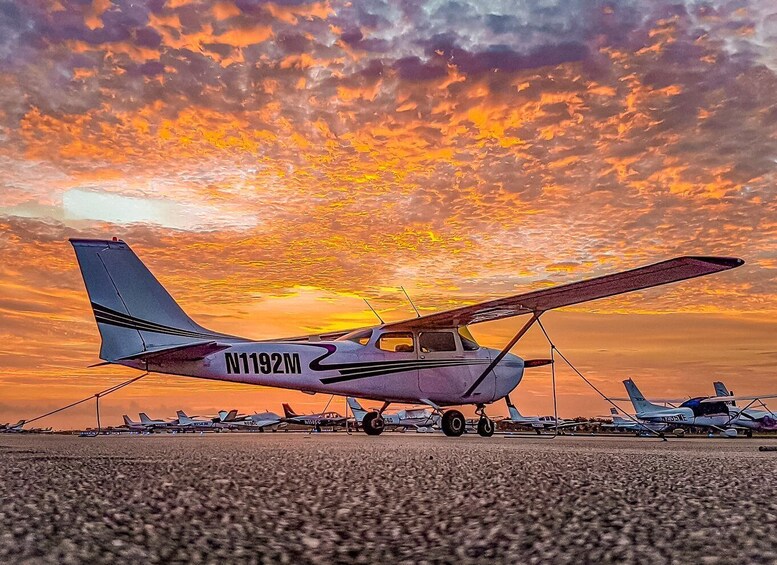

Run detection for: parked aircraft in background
[[70, 238, 743, 438], [347, 398, 439, 431], [624, 379, 739, 436], [282, 403, 347, 430], [175, 411, 218, 431], [216, 410, 283, 430], [600, 408, 669, 435], [0, 421, 26, 433], [500, 396, 584, 434]]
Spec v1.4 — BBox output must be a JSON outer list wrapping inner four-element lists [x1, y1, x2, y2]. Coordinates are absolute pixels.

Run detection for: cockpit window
[[377, 332, 415, 353], [458, 326, 479, 351], [338, 329, 373, 346], [419, 332, 457, 353]]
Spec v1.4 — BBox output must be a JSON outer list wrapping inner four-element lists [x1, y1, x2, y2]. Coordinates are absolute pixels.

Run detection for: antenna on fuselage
[[400, 286, 421, 318], [363, 298, 385, 324]]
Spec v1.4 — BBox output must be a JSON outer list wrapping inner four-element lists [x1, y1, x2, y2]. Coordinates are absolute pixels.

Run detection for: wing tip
[[685, 256, 745, 269]]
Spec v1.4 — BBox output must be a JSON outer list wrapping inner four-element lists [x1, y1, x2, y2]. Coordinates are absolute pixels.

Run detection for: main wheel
[[477, 417, 495, 437], [363, 411, 385, 436], [442, 410, 465, 437]]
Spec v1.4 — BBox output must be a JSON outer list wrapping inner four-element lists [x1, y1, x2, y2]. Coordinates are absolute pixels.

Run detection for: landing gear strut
[[441, 410, 466, 437]]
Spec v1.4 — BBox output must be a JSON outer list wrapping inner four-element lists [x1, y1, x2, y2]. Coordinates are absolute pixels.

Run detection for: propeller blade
[[524, 359, 553, 368]]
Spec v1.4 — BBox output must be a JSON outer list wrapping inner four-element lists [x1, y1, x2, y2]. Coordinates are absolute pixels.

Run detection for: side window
[[419, 332, 456, 353], [377, 332, 415, 353]]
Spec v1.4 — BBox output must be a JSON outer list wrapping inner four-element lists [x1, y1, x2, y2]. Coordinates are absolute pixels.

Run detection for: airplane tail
[[714, 381, 736, 405], [346, 398, 367, 423], [176, 410, 192, 424], [122, 415, 135, 426], [139, 413, 153, 424], [70, 239, 229, 362], [282, 403, 298, 419], [610, 408, 627, 424], [505, 396, 522, 420], [623, 379, 664, 414]]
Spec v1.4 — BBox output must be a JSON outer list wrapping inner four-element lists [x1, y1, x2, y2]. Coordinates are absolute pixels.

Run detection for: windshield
[[458, 326, 479, 350], [336, 329, 373, 346]]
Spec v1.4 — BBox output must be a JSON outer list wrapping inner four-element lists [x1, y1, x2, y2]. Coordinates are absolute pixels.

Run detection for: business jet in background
[[70, 238, 743, 438]]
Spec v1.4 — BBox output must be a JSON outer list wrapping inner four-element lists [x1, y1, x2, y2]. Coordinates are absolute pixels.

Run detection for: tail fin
[[713, 381, 736, 405], [176, 410, 192, 423], [70, 239, 230, 362], [623, 379, 664, 414], [282, 403, 297, 418], [139, 413, 153, 424], [505, 397, 522, 420], [610, 408, 627, 424], [346, 398, 367, 423], [122, 415, 134, 426]]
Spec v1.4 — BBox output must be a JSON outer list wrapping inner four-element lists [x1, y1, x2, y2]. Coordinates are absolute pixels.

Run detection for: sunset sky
[[1, 0, 775, 429]]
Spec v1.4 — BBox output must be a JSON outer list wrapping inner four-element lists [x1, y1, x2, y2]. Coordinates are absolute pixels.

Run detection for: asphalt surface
[[1, 434, 776, 564]]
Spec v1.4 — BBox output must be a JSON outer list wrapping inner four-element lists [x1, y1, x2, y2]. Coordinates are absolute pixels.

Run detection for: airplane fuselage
[[120, 330, 525, 406]]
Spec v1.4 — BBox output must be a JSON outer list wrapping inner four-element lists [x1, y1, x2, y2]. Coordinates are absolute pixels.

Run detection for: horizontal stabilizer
[[117, 341, 230, 363]]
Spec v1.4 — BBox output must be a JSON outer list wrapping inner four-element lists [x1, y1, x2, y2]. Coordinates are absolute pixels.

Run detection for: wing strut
[[463, 311, 542, 397]]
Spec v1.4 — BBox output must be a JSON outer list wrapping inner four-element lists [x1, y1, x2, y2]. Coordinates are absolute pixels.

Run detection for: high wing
[[701, 394, 777, 403], [381, 256, 742, 330]]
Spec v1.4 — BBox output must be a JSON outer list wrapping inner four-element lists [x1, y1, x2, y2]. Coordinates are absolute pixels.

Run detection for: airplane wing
[[701, 394, 777, 403], [380, 256, 742, 329], [117, 341, 230, 362]]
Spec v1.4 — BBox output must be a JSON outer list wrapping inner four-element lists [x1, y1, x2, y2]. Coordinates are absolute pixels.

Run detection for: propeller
[[524, 359, 553, 368]]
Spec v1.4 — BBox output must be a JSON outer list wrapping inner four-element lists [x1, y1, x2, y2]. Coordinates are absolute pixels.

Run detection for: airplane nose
[[495, 352, 524, 398]]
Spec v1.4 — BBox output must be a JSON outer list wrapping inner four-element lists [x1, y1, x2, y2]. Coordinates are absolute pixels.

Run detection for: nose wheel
[[362, 411, 385, 435], [477, 417, 495, 437]]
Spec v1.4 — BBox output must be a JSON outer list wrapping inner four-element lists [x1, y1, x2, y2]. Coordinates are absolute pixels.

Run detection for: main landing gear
[[441, 410, 466, 437]]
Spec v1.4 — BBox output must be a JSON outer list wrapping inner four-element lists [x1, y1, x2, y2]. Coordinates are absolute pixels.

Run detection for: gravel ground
[[1, 433, 776, 564]]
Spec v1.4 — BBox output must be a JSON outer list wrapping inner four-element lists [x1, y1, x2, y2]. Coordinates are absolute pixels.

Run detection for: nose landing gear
[[474, 404, 495, 437]]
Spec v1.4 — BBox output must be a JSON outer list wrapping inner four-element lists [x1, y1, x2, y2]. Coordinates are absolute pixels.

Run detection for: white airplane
[[501, 396, 584, 434], [70, 238, 743, 437], [347, 398, 439, 431], [174, 410, 218, 431], [702, 382, 777, 436], [0, 420, 26, 433], [600, 407, 669, 435], [623, 379, 740, 436], [215, 410, 283, 430]]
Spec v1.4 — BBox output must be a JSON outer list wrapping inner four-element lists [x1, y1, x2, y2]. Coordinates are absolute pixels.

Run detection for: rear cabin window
[[419, 332, 457, 353], [377, 332, 415, 353]]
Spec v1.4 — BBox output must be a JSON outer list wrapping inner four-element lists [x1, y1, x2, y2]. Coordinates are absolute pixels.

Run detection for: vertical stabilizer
[[70, 238, 231, 362], [623, 379, 664, 414], [714, 381, 736, 406]]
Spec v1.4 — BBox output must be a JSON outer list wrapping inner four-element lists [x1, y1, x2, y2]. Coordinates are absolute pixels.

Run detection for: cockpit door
[[417, 330, 493, 399]]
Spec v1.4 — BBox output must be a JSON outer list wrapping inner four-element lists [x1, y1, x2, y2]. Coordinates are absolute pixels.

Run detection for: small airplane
[[700, 382, 777, 436], [599, 407, 669, 435], [623, 379, 740, 436], [0, 420, 26, 433], [214, 409, 283, 430], [347, 398, 439, 431], [501, 396, 584, 434], [282, 403, 347, 430], [70, 238, 743, 438], [174, 410, 218, 431]]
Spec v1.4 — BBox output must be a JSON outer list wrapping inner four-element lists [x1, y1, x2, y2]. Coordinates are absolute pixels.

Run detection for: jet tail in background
[[505, 396, 522, 420], [139, 413, 154, 424], [623, 379, 665, 414]]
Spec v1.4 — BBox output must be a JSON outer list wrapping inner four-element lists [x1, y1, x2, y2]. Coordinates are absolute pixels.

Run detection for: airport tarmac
[[1, 434, 776, 564]]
